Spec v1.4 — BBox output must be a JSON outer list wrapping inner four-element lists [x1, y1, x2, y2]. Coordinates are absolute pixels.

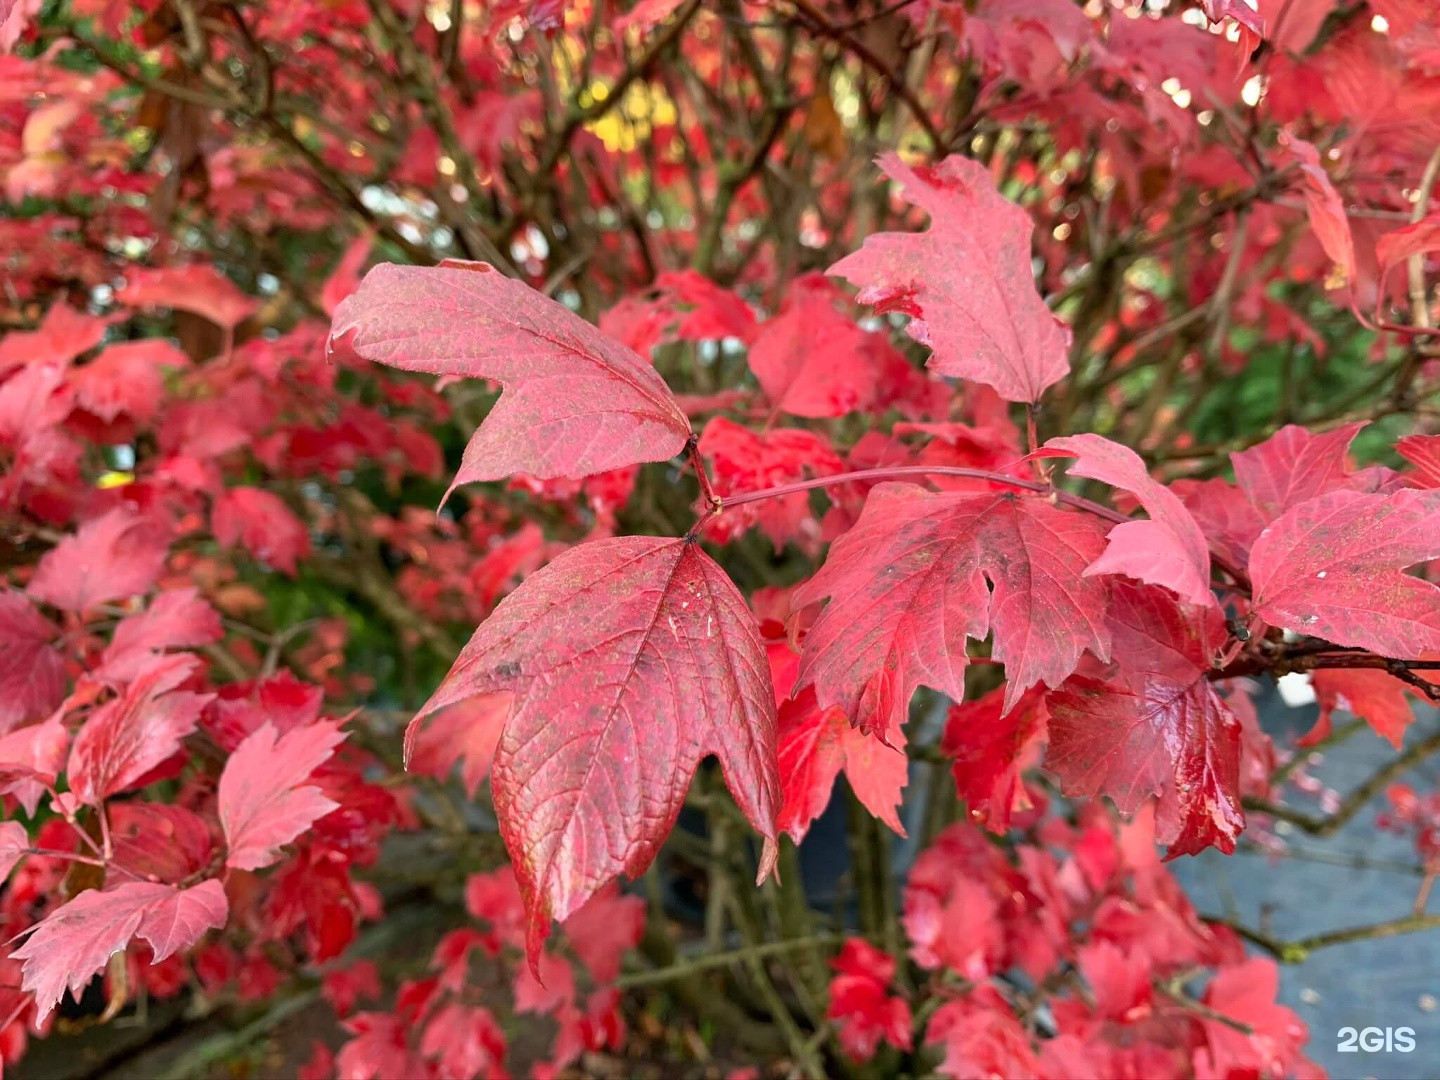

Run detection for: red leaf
[[1046, 433, 1215, 606], [320, 232, 374, 317], [776, 688, 908, 844], [415, 535, 780, 968], [1397, 433, 1440, 488], [1078, 939, 1153, 1022], [0, 590, 64, 733], [1178, 422, 1395, 567], [0, 820, 28, 882], [67, 340, 188, 424], [829, 153, 1070, 402], [925, 988, 1042, 1079], [136, 879, 228, 962], [1248, 488, 1440, 654], [747, 274, 877, 418], [96, 587, 222, 685], [321, 959, 382, 1019], [1278, 131, 1355, 284], [27, 508, 170, 614], [67, 669, 211, 805], [0, 717, 67, 814], [0, 302, 115, 374], [110, 803, 216, 881], [560, 884, 646, 984], [1231, 421, 1371, 521], [1377, 212, 1440, 291], [331, 262, 692, 492], [403, 695, 507, 798], [212, 487, 311, 576], [118, 265, 258, 331], [827, 939, 913, 1061], [696, 417, 844, 551], [1311, 668, 1417, 748], [218, 720, 346, 871], [941, 686, 1048, 833], [420, 1002, 507, 1079], [1046, 583, 1244, 856], [14, 880, 223, 1023], [793, 483, 1111, 736], [1196, 959, 1310, 1078]]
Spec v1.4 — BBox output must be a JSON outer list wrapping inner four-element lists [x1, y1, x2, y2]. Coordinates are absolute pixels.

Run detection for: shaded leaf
[[1045, 583, 1243, 856], [0, 590, 64, 734], [747, 274, 876, 418]]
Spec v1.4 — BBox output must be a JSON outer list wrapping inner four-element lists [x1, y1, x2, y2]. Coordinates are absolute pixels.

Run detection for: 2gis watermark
[[1337, 1026, 1418, 1054]]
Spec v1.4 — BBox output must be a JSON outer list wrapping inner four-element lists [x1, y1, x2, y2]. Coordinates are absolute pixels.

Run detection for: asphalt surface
[[1169, 688, 1440, 1080]]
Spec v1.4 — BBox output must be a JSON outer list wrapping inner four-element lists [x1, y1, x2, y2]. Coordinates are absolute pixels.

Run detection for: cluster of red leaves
[[335, 181, 1440, 976], [306, 870, 643, 1080], [832, 808, 1318, 1079]]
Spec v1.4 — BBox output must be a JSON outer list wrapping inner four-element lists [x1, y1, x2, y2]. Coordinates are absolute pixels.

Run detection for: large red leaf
[[14, 884, 168, 1023], [1045, 582, 1243, 856], [414, 535, 780, 965], [27, 508, 170, 614], [218, 720, 346, 871], [1046, 433, 1215, 606], [792, 483, 1111, 736], [330, 262, 692, 492], [1248, 488, 1440, 654], [828, 153, 1070, 403], [67, 668, 212, 806], [14, 880, 227, 1022], [776, 688, 908, 844], [0, 589, 64, 734]]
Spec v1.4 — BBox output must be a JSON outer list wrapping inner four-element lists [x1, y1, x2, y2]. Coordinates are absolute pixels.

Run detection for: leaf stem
[[720, 465, 1125, 522]]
